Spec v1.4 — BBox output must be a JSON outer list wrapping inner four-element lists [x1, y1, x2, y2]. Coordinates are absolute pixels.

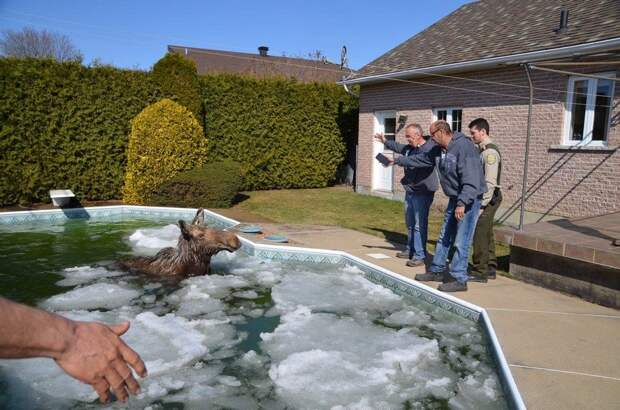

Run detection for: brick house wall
[[356, 65, 620, 219]]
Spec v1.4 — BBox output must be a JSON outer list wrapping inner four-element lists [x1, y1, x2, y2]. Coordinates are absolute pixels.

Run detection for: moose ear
[[179, 220, 191, 240], [191, 208, 205, 226]]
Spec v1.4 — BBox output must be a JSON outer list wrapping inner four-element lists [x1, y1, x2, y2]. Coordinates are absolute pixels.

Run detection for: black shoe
[[414, 272, 444, 282], [488, 269, 497, 280], [396, 251, 410, 259], [437, 281, 468, 292], [468, 275, 488, 283], [406, 258, 425, 267]]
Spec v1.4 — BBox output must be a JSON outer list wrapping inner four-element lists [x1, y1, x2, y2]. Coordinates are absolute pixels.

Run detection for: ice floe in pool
[[127, 224, 180, 255], [42, 283, 141, 311], [262, 307, 460, 408], [55, 265, 126, 286], [270, 267, 406, 320]]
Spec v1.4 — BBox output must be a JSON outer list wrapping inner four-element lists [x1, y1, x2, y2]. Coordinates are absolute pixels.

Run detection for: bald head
[[430, 120, 453, 148]]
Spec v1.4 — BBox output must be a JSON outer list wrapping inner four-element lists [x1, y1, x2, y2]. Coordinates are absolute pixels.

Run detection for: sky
[[0, 0, 471, 71]]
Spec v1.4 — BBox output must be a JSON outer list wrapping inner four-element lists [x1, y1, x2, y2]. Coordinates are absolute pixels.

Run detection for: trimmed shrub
[[0, 58, 162, 205], [0, 58, 358, 205], [149, 161, 244, 208], [152, 53, 203, 125], [123, 99, 208, 204], [201, 74, 353, 190]]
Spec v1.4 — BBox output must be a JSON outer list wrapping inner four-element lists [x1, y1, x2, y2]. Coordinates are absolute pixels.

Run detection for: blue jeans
[[429, 197, 481, 283], [404, 191, 435, 261]]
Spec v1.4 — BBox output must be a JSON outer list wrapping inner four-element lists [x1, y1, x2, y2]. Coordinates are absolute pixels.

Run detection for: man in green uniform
[[469, 118, 502, 282]]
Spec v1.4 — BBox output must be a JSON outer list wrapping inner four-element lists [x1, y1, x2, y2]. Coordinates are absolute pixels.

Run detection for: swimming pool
[[0, 206, 524, 409]]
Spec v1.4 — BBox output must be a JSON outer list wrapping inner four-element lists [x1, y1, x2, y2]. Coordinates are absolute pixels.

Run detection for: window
[[384, 117, 396, 141], [564, 73, 615, 145], [433, 108, 463, 132]]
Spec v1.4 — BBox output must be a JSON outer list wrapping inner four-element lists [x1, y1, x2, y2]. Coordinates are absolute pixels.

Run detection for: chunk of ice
[[56, 265, 125, 286], [41, 283, 141, 311], [127, 224, 179, 255]]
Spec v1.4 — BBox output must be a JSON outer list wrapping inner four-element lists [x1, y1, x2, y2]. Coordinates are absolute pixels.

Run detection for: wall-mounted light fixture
[[397, 114, 408, 131]]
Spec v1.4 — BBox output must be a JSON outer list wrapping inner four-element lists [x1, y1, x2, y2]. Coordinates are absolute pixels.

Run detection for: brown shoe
[[437, 281, 468, 292], [406, 258, 425, 267]]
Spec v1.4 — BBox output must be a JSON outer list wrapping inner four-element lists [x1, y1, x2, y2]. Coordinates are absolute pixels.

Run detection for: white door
[[372, 111, 396, 192]]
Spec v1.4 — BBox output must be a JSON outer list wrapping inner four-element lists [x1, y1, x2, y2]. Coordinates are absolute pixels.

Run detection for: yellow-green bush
[[123, 99, 207, 204]]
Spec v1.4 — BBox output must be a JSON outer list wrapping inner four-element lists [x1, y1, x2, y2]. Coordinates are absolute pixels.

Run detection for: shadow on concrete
[[548, 218, 619, 243], [365, 227, 407, 246], [59, 198, 90, 219]]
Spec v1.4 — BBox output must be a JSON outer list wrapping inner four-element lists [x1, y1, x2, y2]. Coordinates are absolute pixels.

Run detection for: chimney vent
[[258, 46, 269, 56], [556, 8, 569, 33]]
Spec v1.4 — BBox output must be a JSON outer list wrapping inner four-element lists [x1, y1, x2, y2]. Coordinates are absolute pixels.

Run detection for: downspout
[[341, 76, 359, 97], [519, 63, 534, 231]]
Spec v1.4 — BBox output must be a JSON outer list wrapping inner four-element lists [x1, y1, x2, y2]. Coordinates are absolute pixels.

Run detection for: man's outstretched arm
[[0, 297, 147, 403]]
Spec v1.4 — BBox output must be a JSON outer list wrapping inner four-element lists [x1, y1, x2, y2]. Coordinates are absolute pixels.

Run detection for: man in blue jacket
[[374, 124, 439, 267], [387, 120, 486, 292]]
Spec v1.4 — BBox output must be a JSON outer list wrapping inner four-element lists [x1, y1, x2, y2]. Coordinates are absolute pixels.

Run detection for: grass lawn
[[219, 186, 511, 274]]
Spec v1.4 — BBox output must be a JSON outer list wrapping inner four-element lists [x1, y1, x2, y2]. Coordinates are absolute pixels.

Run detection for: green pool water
[[0, 219, 176, 305]]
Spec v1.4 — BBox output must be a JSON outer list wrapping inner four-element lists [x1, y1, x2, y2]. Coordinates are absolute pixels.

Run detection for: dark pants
[[471, 193, 502, 278]]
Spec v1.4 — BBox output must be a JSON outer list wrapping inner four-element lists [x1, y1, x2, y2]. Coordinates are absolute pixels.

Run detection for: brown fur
[[120, 208, 241, 277]]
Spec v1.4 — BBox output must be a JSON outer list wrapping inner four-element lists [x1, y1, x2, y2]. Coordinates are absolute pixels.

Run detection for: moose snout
[[220, 232, 242, 252]]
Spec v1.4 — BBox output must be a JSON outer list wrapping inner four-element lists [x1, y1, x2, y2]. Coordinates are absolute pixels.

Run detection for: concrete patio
[[496, 212, 620, 309], [237, 222, 620, 410]]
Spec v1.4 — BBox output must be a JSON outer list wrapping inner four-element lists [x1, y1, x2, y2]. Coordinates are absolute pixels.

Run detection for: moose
[[120, 208, 241, 277]]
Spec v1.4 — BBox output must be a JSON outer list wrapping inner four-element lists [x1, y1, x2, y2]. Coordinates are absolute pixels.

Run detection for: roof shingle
[[357, 0, 620, 77]]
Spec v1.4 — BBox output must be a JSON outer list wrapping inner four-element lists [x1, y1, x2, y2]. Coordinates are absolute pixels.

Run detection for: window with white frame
[[433, 108, 463, 132], [383, 116, 396, 141], [563, 72, 615, 145]]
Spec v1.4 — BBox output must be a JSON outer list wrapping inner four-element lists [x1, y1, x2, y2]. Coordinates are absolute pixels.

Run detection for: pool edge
[[0, 205, 526, 409]]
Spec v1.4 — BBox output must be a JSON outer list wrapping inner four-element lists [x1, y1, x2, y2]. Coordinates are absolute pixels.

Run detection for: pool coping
[[0, 205, 525, 409]]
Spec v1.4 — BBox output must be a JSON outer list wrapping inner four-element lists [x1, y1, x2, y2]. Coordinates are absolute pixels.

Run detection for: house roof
[[353, 0, 620, 81], [168, 45, 346, 83]]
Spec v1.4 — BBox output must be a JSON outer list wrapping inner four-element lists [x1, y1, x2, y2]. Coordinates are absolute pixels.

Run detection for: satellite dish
[[340, 45, 348, 70]]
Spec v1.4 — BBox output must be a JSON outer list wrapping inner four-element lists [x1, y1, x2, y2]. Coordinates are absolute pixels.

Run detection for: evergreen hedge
[[123, 99, 208, 204], [152, 53, 203, 126], [149, 161, 244, 208], [201, 74, 355, 190], [0, 58, 161, 205], [0, 58, 358, 206]]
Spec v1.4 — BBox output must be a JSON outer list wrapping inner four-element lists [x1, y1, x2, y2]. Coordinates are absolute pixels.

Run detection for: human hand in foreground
[[56, 321, 147, 403], [0, 297, 147, 404], [455, 205, 465, 221], [373, 132, 386, 143]]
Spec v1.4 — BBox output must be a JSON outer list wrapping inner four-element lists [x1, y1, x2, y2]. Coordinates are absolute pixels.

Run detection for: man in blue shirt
[[385, 120, 486, 292], [374, 124, 439, 267]]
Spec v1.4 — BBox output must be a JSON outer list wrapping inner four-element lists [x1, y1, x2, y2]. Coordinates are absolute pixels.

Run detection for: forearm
[[481, 158, 499, 206], [481, 181, 494, 206], [395, 152, 435, 168], [456, 185, 476, 206], [0, 297, 74, 359], [384, 140, 408, 153]]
